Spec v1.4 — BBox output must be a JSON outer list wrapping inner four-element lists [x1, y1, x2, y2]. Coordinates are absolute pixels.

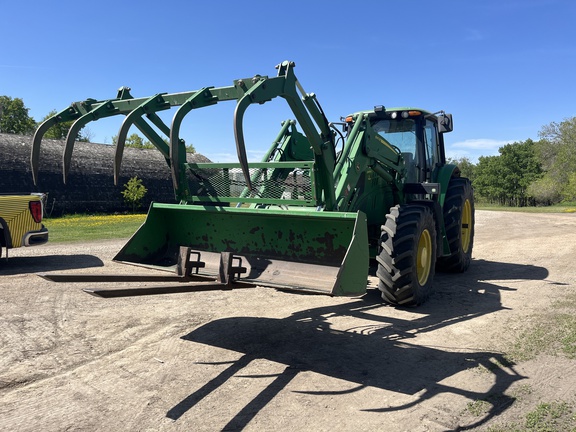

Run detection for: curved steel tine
[[232, 77, 281, 192], [114, 115, 132, 185], [31, 117, 58, 185], [31, 107, 81, 185], [169, 103, 192, 194], [170, 88, 217, 196], [114, 94, 170, 184], [233, 94, 253, 191], [62, 118, 86, 184], [63, 102, 118, 183]]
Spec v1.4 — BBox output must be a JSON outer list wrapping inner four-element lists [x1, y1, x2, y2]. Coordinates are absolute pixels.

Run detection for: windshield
[[372, 119, 417, 154]]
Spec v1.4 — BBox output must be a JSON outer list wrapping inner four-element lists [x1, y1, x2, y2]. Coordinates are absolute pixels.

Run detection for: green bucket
[[114, 203, 369, 296]]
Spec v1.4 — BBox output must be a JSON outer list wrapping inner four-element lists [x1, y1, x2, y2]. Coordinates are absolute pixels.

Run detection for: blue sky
[[2, 0, 575, 163]]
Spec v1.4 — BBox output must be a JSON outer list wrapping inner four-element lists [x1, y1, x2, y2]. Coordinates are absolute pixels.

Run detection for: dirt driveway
[[1, 210, 575, 431]]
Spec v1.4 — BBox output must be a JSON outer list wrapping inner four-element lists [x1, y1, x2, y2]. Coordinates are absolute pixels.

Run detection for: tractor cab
[[368, 107, 452, 184]]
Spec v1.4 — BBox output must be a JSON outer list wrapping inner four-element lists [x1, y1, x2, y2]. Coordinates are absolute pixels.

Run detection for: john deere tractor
[[32, 61, 474, 306]]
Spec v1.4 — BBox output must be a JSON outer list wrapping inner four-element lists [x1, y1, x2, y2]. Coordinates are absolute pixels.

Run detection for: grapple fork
[[31, 61, 371, 298]]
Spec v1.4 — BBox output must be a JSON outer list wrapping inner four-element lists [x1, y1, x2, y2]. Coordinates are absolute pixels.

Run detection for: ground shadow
[[0, 254, 104, 276], [168, 259, 549, 430]]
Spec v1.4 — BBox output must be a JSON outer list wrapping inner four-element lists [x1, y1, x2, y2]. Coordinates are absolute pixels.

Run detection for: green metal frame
[[31, 61, 457, 296]]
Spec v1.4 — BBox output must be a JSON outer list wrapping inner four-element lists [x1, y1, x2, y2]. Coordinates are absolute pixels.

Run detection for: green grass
[[476, 204, 576, 213], [487, 401, 576, 432], [44, 213, 147, 243], [466, 399, 493, 416], [43, 202, 575, 244], [42, 200, 576, 244], [506, 293, 576, 362]]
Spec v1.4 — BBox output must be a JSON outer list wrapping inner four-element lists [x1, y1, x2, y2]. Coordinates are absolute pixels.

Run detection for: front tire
[[436, 177, 475, 273], [376, 204, 437, 306]]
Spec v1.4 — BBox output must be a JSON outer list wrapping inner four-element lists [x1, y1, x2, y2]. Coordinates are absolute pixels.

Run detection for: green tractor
[[31, 61, 474, 306]]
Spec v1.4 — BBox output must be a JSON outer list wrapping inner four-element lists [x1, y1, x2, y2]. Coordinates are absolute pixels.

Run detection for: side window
[[424, 119, 439, 167]]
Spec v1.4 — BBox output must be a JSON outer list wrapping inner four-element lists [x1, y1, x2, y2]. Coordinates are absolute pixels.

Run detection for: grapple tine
[[170, 88, 218, 196], [169, 102, 192, 195], [31, 106, 83, 185], [233, 94, 253, 191], [114, 117, 129, 185], [63, 102, 119, 183], [232, 77, 285, 192], [62, 114, 90, 184], [31, 117, 58, 185], [114, 94, 170, 185]]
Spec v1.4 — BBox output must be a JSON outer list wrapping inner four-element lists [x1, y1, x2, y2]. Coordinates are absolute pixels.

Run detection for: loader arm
[[333, 113, 406, 211]]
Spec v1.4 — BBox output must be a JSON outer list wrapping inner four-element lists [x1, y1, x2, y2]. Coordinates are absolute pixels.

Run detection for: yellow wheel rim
[[461, 199, 472, 253], [417, 229, 432, 286]]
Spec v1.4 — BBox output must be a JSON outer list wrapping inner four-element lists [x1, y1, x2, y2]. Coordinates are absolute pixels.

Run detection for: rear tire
[[436, 177, 474, 272], [377, 204, 437, 306]]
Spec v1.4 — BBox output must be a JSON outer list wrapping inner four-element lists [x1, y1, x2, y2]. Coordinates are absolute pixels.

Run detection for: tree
[[0, 96, 36, 135], [114, 133, 196, 153], [473, 155, 506, 204], [533, 117, 576, 202], [562, 172, 576, 202], [537, 118, 576, 175], [112, 133, 154, 149], [125, 133, 153, 149], [498, 140, 542, 206], [121, 176, 148, 212], [474, 140, 542, 206], [185, 142, 196, 153], [527, 176, 562, 205]]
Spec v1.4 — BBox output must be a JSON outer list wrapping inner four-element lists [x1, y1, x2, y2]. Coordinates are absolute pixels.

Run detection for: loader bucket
[[114, 204, 369, 296]]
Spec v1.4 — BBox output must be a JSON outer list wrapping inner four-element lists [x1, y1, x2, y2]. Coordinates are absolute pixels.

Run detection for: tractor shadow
[[0, 254, 104, 276], [168, 259, 550, 430]]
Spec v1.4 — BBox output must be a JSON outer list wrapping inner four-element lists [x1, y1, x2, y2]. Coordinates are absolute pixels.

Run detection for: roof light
[[345, 116, 354, 123], [408, 110, 422, 116], [391, 111, 398, 119]]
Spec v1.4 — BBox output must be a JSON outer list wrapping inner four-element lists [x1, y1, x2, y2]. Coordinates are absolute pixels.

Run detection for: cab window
[[424, 119, 439, 168], [372, 118, 418, 182]]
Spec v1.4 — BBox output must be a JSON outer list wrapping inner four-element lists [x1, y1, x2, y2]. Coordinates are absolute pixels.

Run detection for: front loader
[[32, 61, 474, 305]]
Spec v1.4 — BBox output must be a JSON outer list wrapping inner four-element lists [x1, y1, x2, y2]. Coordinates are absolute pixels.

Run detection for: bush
[[121, 176, 148, 213]]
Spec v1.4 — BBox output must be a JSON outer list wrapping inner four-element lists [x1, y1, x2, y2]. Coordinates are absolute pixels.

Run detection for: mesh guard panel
[[186, 163, 316, 205]]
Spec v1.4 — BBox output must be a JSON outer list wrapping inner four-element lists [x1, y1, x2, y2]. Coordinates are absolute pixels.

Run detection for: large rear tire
[[376, 204, 437, 306], [436, 177, 475, 273]]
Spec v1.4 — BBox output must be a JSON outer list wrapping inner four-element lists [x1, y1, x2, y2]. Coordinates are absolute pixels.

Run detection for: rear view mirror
[[438, 113, 453, 133]]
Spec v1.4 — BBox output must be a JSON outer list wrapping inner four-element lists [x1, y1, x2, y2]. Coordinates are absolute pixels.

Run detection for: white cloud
[[203, 149, 267, 163], [446, 138, 518, 163], [451, 138, 514, 150], [202, 152, 236, 163]]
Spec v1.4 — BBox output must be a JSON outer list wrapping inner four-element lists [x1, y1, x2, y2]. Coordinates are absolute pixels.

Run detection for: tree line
[[0, 95, 195, 152], [449, 117, 576, 207]]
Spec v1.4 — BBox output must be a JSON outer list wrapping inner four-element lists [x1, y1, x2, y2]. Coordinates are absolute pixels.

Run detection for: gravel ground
[[1, 210, 575, 431]]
